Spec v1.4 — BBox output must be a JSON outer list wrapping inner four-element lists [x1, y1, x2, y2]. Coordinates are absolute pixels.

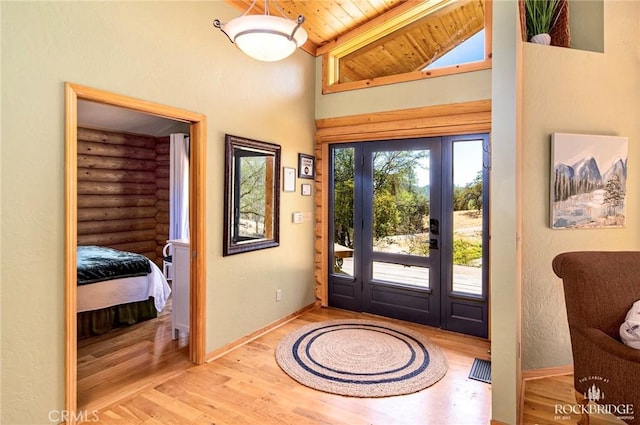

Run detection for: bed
[[77, 245, 171, 338]]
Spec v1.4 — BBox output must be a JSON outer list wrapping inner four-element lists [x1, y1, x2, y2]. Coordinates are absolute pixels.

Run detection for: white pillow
[[620, 300, 640, 349]]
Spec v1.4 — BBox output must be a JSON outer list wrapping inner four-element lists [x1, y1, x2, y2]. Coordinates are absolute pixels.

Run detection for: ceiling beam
[[316, 0, 454, 57]]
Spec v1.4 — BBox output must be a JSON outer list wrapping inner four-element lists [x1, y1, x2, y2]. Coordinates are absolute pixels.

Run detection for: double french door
[[328, 135, 489, 338]]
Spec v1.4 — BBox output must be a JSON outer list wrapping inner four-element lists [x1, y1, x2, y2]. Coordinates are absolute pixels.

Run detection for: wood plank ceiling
[[225, 0, 405, 50], [224, 0, 485, 82]]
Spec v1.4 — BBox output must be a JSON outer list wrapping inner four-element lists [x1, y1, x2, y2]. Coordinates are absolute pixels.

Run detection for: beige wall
[[520, 0, 640, 370], [489, 1, 522, 423], [568, 0, 604, 53], [314, 63, 491, 119], [0, 2, 315, 423]]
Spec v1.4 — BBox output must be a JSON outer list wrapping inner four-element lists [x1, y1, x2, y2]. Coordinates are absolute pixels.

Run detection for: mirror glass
[[223, 134, 280, 256]]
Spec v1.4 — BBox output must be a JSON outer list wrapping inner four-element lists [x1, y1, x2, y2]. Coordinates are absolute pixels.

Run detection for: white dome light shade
[[223, 15, 308, 62]]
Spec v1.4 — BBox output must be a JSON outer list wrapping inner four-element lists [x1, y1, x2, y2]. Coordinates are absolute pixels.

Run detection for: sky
[[425, 29, 485, 70], [413, 139, 484, 187], [454, 140, 484, 186]]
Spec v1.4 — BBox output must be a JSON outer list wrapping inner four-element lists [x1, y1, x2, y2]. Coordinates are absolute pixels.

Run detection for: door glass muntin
[[371, 261, 430, 289]]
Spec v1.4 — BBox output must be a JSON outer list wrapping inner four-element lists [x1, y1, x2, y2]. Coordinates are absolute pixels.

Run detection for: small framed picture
[[301, 183, 312, 196], [298, 153, 315, 179], [283, 167, 296, 192]]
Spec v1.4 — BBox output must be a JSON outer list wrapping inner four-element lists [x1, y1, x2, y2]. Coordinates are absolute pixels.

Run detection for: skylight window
[[425, 29, 486, 70], [321, 0, 492, 94]]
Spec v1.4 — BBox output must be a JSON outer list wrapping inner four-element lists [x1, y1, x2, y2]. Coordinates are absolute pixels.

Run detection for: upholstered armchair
[[553, 251, 640, 425]]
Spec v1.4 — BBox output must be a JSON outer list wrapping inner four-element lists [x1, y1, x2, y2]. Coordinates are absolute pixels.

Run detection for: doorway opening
[[64, 83, 207, 418], [328, 134, 489, 338]]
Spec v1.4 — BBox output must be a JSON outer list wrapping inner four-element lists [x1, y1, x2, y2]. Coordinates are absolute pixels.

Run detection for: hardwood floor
[[85, 307, 492, 424], [77, 295, 191, 412], [522, 374, 625, 425], [80, 304, 635, 425]]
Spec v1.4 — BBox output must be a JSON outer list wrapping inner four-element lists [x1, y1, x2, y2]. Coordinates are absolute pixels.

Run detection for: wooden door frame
[[64, 83, 207, 418]]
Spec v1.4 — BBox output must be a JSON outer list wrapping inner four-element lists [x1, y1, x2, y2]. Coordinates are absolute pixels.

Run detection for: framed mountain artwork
[[551, 133, 628, 229]]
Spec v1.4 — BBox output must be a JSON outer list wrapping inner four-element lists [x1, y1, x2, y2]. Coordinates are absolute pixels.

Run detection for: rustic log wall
[[77, 127, 170, 267], [155, 136, 170, 263]]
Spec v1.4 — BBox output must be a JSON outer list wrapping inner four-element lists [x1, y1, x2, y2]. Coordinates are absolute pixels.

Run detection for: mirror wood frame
[[64, 83, 207, 419], [223, 134, 281, 256]]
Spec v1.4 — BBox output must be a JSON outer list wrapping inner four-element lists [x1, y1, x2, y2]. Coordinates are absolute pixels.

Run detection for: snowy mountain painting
[[551, 133, 628, 229]]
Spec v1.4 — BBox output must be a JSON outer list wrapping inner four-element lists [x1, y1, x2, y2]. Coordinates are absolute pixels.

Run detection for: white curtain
[[169, 133, 190, 241]]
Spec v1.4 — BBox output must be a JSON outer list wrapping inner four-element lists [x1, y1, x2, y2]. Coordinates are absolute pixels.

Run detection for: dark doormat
[[469, 358, 491, 384]]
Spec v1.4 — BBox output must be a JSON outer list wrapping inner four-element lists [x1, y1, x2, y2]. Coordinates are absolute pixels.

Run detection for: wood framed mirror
[[223, 134, 281, 256]]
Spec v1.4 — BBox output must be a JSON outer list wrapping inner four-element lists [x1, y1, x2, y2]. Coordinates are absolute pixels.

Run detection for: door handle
[[429, 218, 439, 235], [429, 238, 439, 249]]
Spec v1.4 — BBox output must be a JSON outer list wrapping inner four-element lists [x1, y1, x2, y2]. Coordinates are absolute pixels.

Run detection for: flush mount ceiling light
[[213, 0, 308, 62]]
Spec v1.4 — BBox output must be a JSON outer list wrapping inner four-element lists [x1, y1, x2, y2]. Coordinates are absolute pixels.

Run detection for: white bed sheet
[[77, 260, 171, 313]]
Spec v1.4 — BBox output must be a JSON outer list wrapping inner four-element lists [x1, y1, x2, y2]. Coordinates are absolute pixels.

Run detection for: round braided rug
[[275, 319, 448, 397]]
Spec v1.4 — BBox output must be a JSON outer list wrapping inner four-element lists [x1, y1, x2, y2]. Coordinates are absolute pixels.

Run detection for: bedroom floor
[[77, 295, 191, 412]]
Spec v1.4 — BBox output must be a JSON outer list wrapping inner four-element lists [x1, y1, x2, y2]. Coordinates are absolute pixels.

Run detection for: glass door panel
[[441, 134, 489, 338], [452, 140, 484, 296], [362, 139, 441, 327], [328, 134, 489, 338], [331, 146, 356, 278], [371, 150, 431, 258], [328, 145, 362, 312]]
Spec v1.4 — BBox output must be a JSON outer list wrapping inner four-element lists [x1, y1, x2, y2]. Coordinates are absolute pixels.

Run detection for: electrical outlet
[[276, 289, 282, 302]]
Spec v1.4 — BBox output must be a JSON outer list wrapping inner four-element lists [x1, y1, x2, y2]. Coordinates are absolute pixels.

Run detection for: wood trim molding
[[64, 82, 79, 424], [322, 61, 492, 95], [205, 303, 317, 362], [316, 100, 492, 143], [313, 100, 491, 307], [521, 364, 573, 381], [64, 83, 207, 421], [314, 142, 330, 307], [189, 118, 207, 365]]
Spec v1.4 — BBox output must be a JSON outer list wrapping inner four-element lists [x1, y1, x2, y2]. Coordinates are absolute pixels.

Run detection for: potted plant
[[524, 0, 565, 45]]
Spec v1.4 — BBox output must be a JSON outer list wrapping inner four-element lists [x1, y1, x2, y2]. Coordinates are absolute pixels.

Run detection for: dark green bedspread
[[77, 245, 151, 285]]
